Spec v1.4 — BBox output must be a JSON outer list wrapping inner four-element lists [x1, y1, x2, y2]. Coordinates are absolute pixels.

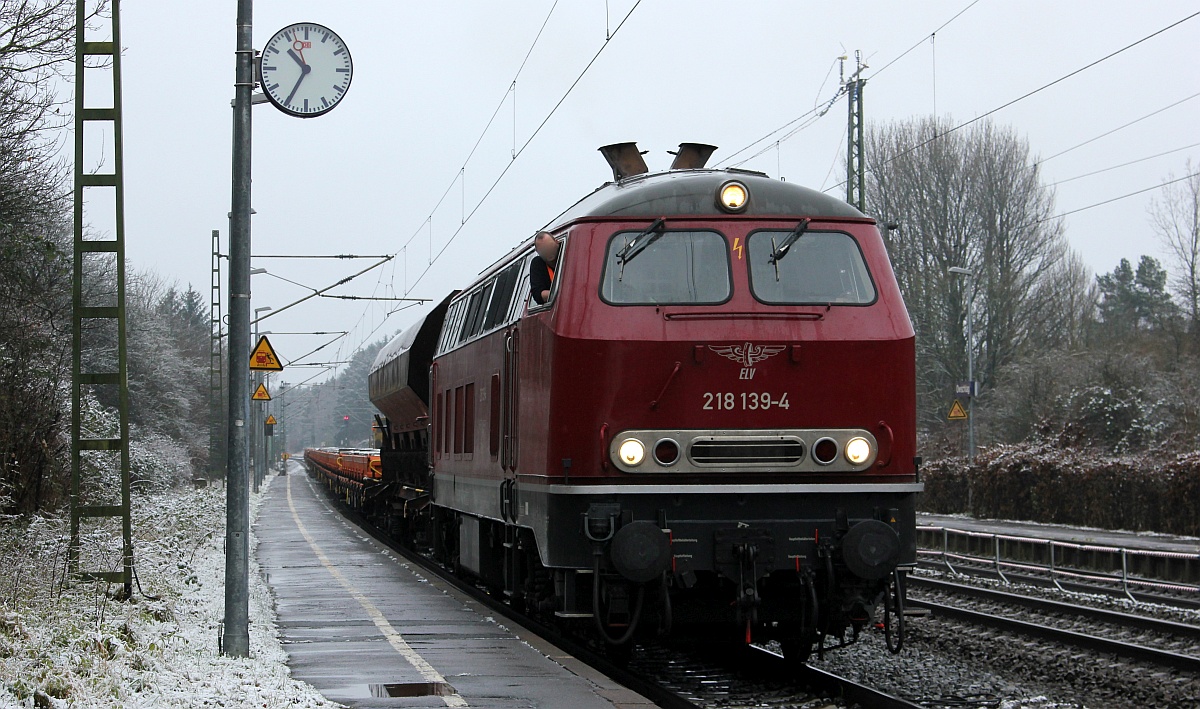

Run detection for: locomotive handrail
[[875, 420, 894, 468], [917, 525, 1200, 601], [649, 361, 681, 410]]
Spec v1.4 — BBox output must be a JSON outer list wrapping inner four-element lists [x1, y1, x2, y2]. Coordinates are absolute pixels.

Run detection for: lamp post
[[949, 266, 975, 461]]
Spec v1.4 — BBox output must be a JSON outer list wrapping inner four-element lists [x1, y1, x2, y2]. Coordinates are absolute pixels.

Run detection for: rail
[[916, 525, 1200, 602]]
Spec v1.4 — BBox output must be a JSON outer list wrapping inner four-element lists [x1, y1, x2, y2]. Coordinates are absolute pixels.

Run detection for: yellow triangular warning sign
[[265, 414, 277, 425], [251, 383, 271, 401], [948, 399, 968, 420], [249, 335, 283, 371]]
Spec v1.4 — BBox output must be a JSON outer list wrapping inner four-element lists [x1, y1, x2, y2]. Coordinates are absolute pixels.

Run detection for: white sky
[[90, 1, 1199, 382]]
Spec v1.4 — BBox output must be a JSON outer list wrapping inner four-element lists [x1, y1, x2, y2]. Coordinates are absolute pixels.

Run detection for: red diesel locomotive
[[310, 142, 920, 660]]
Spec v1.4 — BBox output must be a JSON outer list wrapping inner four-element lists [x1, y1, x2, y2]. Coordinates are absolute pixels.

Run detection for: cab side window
[[528, 235, 566, 310]]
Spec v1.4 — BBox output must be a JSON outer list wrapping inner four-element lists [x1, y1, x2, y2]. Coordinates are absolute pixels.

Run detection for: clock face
[[259, 22, 352, 118]]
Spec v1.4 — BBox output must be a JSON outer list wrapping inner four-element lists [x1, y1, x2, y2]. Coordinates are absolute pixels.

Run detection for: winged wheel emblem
[[709, 342, 787, 367]]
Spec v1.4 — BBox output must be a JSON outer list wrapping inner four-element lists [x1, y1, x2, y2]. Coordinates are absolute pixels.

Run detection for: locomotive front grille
[[689, 437, 806, 466]]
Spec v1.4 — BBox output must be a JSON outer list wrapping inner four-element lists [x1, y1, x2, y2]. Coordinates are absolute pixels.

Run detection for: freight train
[[305, 142, 921, 662]]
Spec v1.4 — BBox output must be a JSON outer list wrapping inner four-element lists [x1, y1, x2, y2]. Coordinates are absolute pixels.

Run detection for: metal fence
[[917, 525, 1200, 602]]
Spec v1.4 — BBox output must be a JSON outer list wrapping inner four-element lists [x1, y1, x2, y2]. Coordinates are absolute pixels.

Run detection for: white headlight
[[845, 437, 872, 465], [717, 181, 749, 212], [618, 439, 645, 466]]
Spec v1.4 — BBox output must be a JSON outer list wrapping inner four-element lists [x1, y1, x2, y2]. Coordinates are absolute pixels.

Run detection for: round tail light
[[654, 438, 680, 466], [812, 437, 838, 465]]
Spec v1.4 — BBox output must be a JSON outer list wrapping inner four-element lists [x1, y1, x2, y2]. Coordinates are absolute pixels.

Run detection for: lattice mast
[[70, 0, 132, 596], [844, 51, 867, 212]]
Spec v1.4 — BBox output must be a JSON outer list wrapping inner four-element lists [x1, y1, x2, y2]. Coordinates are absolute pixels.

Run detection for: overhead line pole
[[223, 0, 253, 658], [845, 50, 866, 212]]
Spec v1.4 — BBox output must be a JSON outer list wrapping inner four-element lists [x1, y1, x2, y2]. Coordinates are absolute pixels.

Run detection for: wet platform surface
[[255, 466, 657, 708], [917, 512, 1200, 555]]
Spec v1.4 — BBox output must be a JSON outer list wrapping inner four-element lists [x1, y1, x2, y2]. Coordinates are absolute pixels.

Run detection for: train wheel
[[779, 636, 815, 666]]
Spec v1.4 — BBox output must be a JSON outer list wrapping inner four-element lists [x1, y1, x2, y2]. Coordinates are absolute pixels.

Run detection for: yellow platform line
[[286, 474, 468, 707]]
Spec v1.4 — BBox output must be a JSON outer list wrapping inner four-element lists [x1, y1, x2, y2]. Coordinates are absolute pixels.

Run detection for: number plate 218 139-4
[[702, 392, 790, 411]]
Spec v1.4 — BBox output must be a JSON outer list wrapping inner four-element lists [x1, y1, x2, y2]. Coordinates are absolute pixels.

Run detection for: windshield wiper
[[616, 217, 666, 280], [768, 218, 811, 281]]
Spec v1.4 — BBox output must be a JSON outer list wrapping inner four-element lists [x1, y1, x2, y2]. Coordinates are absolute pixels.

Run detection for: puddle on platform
[[370, 681, 457, 697]]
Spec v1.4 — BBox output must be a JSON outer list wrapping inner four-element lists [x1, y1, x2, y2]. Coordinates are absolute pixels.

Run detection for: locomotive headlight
[[845, 437, 872, 465], [618, 438, 646, 466], [717, 180, 749, 213]]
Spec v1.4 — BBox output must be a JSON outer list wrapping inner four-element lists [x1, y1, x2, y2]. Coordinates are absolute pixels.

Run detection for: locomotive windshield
[[601, 230, 731, 305], [747, 230, 876, 305]]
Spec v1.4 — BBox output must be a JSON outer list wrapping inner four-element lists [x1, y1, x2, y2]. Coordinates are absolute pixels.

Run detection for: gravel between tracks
[[802, 569, 1200, 708]]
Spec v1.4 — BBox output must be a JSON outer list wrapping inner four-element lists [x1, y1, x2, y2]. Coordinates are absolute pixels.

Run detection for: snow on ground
[[0, 474, 340, 708]]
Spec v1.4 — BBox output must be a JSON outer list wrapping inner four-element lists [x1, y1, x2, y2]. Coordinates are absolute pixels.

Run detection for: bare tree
[[866, 117, 1086, 435], [1149, 161, 1200, 351], [0, 0, 109, 512]]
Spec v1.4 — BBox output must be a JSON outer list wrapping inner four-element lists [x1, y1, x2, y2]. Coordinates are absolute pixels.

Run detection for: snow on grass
[[0, 476, 341, 708]]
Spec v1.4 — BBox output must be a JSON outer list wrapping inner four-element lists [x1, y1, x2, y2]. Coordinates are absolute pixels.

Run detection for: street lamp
[[949, 266, 975, 461]]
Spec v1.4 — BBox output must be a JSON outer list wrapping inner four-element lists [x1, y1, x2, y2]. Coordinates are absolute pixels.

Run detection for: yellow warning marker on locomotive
[[249, 335, 284, 371], [948, 399, 968, 421], [251, 383, 271, 401]]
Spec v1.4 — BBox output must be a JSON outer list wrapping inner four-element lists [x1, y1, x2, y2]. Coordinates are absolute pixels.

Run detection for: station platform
[[917, 512, 1200, 555], [255, 465, 657, 708]]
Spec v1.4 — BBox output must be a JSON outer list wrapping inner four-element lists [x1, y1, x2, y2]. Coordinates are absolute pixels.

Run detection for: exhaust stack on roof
[[598, 142, 649, 181], [669, 143, 718, 170]]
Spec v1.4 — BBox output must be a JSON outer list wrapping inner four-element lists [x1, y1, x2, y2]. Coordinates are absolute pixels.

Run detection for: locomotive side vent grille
[[689, 437, 805, 466]]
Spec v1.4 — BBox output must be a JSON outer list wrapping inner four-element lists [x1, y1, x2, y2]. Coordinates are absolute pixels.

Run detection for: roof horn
[[598, 142, 649, 181], [669, 143, 718, 170]]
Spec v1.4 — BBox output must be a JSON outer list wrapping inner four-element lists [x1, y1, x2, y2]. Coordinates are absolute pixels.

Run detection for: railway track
[[916, 558, 1200, 611], [908, 576, 1200, 674], [313, 475, 922, 709]]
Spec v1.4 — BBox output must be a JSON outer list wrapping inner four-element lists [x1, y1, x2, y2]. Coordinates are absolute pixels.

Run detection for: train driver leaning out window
[[529, 231, 560, 305]]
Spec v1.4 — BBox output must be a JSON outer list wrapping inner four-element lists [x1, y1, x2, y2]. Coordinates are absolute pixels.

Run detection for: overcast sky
[[85, 1, 1199, 384]]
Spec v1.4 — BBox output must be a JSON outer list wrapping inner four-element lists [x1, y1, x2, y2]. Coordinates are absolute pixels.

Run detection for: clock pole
[[223, 0, 253, 658]]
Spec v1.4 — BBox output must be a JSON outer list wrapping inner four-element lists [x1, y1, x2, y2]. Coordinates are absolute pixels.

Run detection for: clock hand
[[283, 70, 306, 106], [287, 48, 305, 68]]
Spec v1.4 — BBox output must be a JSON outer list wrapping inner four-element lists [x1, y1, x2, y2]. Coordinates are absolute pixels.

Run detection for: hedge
[[918, 443, 1200, 537]]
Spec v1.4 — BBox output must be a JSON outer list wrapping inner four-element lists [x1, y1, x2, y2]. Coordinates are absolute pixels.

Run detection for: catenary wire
[[1047, 142, 1200, 187], [871, 11, 1200, 174], [1041, 171, 1199, 222], [396, 1, 560, 257], [338, 2, 642, 369], [867, 0, 983, 79], [1033, 90, 1200, 169], [347, 0, 644, 356], [329, 1, 564, 368], [716, 0, 983, 169], [823, 12, 1200, 197]]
